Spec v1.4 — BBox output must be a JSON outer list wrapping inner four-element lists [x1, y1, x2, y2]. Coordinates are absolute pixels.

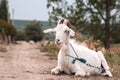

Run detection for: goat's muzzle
[[55, 39, 62, 46]]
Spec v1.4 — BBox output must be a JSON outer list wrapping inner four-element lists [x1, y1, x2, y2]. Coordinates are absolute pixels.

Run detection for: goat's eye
[[64, 30, 67, 33], [64, 30, 69, 34], [51, 31, 56, 34]]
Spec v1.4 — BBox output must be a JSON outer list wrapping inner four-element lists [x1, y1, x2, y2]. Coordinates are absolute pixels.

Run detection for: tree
[[0, 19, 16, 42], [86, 0, 120, 49], [0, 0, 11, 43], [47, 0, 120, 49], [25, 20, 43, 42], [6, 23, 16, 42], [0, 19, 7, 41], [0, 0, 9, 22]]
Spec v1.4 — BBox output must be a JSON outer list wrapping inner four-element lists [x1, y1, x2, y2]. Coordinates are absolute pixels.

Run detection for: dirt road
[[0, 42, 119, 80]]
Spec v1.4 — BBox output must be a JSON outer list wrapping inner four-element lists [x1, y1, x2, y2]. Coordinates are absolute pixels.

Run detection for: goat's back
[[70, 40, 101, 73]]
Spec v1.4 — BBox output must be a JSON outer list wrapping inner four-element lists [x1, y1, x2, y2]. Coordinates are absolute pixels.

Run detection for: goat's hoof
[[86, 72, 90, 77], [101, 71, 113, 77], [51, 68, 60, 75]]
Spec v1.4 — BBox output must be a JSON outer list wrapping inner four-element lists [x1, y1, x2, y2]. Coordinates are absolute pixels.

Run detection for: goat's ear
[[43, 28, 56, 33], [70, 29, 75, 37], [57, 19, 64, 24], [64, 20, 71, 28]]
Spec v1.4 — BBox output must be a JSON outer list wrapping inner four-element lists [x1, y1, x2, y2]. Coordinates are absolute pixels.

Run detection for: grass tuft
[[0, 47, 7, 52], [0, 41, 8, 52]]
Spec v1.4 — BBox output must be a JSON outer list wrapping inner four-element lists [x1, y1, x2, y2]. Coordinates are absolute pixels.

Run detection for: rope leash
[[66, 43, 102, 75], [66, 54, 86, 64]]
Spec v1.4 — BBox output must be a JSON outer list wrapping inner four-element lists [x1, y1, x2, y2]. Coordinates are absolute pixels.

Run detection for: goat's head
[[43, 19, 75, 46]]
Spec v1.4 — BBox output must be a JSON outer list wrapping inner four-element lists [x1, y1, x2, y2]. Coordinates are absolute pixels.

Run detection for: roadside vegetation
[[40, 39, 120, 77], [40, 41, 120, 66], [40, 41, 59, 60], [14, 20, 43, 42]]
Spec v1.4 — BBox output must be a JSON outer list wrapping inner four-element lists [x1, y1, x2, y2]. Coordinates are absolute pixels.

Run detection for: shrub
[[25, 20, 43, 42], [13, 31, 26, 41]]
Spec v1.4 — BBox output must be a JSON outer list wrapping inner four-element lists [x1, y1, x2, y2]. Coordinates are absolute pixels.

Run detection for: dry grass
[[110, 44, 120, 54], [39, 41, 120, 79], [40, 41, 120, 65], [40, 41, 59, 60], [0, 41, 8, 52], [104, 51, 120, 65], [104, 50, 120, 75], [0, 46, 7, 52], [105, 50, 120, 79], [75, 37, 105, 52]]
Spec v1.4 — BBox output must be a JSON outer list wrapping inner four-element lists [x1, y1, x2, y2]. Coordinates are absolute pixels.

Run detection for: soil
[[0, 41, 119, 80]]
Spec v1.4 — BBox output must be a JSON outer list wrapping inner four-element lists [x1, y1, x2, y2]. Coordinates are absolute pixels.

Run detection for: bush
[[25, 21, 43, 42], [14, 31, 26, 41]]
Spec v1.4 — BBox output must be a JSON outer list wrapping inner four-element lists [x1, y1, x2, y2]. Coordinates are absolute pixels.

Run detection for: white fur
[[43, 23, 113, 77]]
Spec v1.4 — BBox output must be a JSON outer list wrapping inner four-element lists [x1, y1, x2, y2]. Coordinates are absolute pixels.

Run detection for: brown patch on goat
[[58, 19, 71, 28], [58, 19, 64, 24]]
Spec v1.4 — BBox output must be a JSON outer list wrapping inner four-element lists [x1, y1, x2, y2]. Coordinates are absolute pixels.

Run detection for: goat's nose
[[56, 39, 60, 44], [56, 39, 60, 43], [56, 39, 61, 45]]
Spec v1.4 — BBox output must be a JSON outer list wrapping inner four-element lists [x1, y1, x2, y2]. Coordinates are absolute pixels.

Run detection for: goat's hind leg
[[74, 63, 90, 77], [97, 51, 113, 77]]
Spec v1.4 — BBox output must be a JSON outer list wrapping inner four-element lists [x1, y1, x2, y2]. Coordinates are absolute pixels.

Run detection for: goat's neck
[[61, 40, 70, 54]]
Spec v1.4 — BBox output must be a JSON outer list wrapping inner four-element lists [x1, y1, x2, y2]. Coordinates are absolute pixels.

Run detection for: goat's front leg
[[74, 63, 90, 77], [51, 52, 63, 75], [51, 66, 62, 75]]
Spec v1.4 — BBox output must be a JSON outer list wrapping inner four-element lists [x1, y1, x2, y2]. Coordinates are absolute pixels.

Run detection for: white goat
[[43, 19, 113, 77]]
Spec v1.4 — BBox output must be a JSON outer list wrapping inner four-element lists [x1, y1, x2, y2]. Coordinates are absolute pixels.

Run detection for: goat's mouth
[[55, 42, 62, 46]]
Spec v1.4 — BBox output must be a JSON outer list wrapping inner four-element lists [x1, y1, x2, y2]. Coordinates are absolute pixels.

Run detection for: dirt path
[[0, 42, 119, 80]]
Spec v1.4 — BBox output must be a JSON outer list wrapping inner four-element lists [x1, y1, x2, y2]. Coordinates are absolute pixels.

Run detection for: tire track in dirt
[[0, 42, 56, 80]]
